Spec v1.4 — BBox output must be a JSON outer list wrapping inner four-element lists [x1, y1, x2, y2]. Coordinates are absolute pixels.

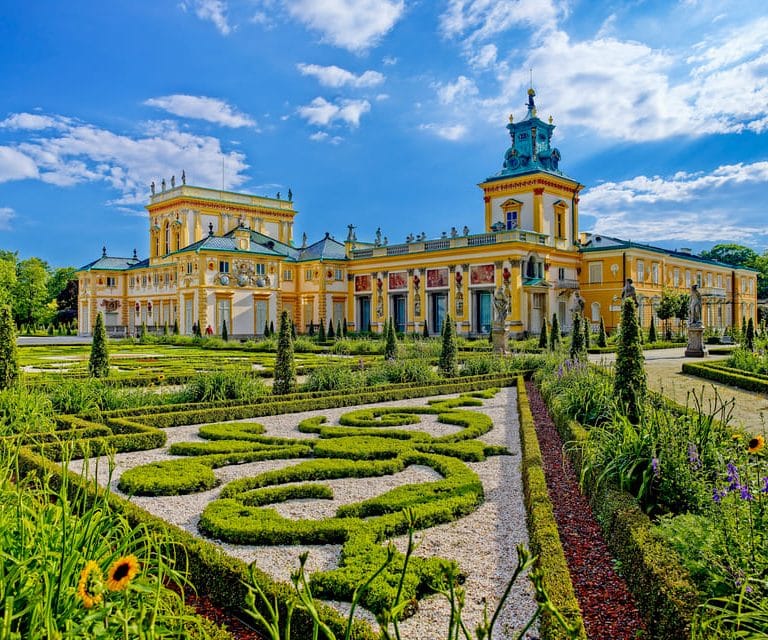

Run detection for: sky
[[1, 0, 768, 268]]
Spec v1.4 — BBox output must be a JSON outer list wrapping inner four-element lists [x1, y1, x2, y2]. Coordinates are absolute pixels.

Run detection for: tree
[[0, 256, 17, 309], [656, 289, 679, 339], [597, 316, 607, 348], [342, 318, 348, 337], [327, 318, 335, 339], [263, 319, 270, 337], [583, 315, 591, 349], [336, 320, 342, 339], [648, 315, 657, 343], [13, 257, 52, 327], [221, 320, 228, 341], [549, 313, 560, 351], [88, 313, 110, 378], [439, 314, 458, 377], [173, 318, 179, 335], [700, 243, 758, 266], [614, 297, 647, 424], [384, 318, 397, 360], [163, 322, 169, 336], [569, 313, 585, 361], [290, 319, 296, 340], [273, 310, 296, 395], [0, 305, 19, 389], [318, 318, 326, 341], [422, 320, 429, 338], [746, 317, 755, 351], [538, 317, 548, 350], [675, 293, 690, 334]]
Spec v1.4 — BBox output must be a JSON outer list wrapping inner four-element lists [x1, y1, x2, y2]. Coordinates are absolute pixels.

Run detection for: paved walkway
[[17, 336, 92, 346], [589, 348, 768, 435]]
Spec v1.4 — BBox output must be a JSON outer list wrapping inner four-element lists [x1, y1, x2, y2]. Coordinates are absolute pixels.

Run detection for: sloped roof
[[298, 233, 347, 261], [79, 255, 142, 271]]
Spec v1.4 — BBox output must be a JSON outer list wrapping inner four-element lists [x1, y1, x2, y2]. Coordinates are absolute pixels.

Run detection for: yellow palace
[[77, 89, 758, 338]]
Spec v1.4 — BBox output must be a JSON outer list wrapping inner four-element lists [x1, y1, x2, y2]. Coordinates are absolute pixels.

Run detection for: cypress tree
[[163, 322, 169, 336], [569, 313, 584, 361], [384, 317, 397, 359], [263, 319, 270, 337], [598, 316, 607, 348], [648, 315, 657, 343], [273, 310, 297, 395], [342, 318, 348, 337], [88, 312, 110, 378], [746, 317, 755, 351], [337, 320, 342, 339], [614, 297, 647, 424], [173, 318, 179, 335], [422, 320, 430, 339], [439, 314, 458, 377], [367, 320, 372, 333], [583, 316, 591, 349], [0, 305, 19, 390], [318, 318, 326, 341], [327, 318, 335, 339], [194, 321, 202, 338], [549, 313, 560, 351], [308, 322, 315, 337], [222, 320, 228, 341], [290, 319, 296, 340], [538, 317, 548, 350]]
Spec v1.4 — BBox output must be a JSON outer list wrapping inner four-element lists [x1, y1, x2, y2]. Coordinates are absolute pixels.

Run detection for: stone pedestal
[[685, 326, 707, 357], [492, 324, 507, 355]]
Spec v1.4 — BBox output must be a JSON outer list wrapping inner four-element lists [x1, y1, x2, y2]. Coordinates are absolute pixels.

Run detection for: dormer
[[500, 198, 523, 231], [233, 226, 250, 251]]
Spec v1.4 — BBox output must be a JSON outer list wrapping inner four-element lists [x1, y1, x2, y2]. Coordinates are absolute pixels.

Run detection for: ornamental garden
[[1, 301, 768, 639]]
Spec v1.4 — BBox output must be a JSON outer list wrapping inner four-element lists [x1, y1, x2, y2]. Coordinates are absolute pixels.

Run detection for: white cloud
[[144, 95, 256, 128], [296, 63, 385, 88], [581, 162, 768, 244], [440, 0, 559, 44], [436, 75, 478, 105], [382, 56, 398, 66], [297, 97, 371, 128], [419, 123, 468, 141], [0, 146, 39, 182], [191, 0, 231, 35], [469, 43, 497, 69], [284, 0, 404, 52], [0, 207, 14, 230], [3, 113, 248, 205], [309, 131, 343, 144], [687, 17, 768, 75], [0, 113, 69, 130]]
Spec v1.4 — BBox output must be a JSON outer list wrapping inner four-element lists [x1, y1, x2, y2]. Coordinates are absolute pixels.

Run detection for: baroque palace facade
[[77, 89, 758, 338]]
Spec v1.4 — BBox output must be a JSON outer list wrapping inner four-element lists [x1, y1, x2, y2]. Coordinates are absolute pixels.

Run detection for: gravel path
[[69, 387, 536, 639]]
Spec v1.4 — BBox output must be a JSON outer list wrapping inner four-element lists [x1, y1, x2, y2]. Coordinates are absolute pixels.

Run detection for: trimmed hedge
[[682, 360, 768, 394], [14, 448, 378, 640], [540, 384, 699, 639], [516, 377, 586, 639]]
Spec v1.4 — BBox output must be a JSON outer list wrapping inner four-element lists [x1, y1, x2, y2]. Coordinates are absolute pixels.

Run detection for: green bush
[[303, 364, 365, 392], [273, 311, 297, 395], [182, 370, 267, 403], [614, 297, 646, 423], [88, 313, 110, 378], [0, 305, 19, 390], [0, 386, 56, 437], [439, 314, 458, 377], [118, 459, 218, 496]]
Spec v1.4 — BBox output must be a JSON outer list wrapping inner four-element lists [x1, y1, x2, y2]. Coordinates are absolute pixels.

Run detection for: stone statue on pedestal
[[689, 284, 702, 327]]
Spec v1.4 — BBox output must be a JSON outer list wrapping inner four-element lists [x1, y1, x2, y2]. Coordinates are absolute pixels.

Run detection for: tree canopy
[[700, 243, 768, 298]]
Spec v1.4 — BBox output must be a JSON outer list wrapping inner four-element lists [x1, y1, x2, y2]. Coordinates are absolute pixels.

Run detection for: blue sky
[[1, 0, 768, 267]]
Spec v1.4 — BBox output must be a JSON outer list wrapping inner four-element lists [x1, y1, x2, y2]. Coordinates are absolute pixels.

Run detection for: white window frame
[[588, 262, 603, 284]]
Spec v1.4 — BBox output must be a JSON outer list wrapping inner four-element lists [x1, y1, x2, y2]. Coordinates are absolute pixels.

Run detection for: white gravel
[[69, 387, 537, 639]]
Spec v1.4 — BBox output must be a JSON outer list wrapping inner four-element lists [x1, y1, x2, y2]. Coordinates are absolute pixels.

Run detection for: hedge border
[[540, 388, 699, 640], [682, 360, 768, 394], [516, 377, 586, 640]]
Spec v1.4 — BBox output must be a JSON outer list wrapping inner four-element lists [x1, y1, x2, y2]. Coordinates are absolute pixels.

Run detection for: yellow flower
[[748, 434, 765, 454], [77, 561, 104, 609], [106, 555, 140, 591], [732, 433, 742, 441]]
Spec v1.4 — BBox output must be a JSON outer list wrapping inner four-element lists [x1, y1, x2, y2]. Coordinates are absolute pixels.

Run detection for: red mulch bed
[[525, 381, 647, 640], [186, 592, 265, 640]]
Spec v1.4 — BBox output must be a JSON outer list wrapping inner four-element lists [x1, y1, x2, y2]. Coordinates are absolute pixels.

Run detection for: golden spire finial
[[548, 115, 553, 124], [508, 113, 514, 123]]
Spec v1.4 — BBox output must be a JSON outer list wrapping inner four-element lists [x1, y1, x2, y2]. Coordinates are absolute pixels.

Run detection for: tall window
[[255, 263, 266, 276], [283, 269, 293, 281], [673, 269, 680, 287], [651, 263, 659, 285], [506, 210, 518, 230], [636, 260, 644, 283], [588, 262, 603, 284], [164, 223, 170, 255], [717, 274, 722, 288], [219, 260, 230, 274]]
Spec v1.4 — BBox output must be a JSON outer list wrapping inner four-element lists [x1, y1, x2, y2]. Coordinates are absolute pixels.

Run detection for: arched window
[[591, 302, 601, 323]]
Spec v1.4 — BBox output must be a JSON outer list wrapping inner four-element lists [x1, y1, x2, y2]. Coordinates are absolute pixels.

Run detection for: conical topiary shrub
[[0, 305, 19, 390], [538, 318, 548, 350], [614, 297, 647, 424], [597, 316, 607, 348], [88, 312, 110, 378], [549, 313, 560, 351], [648, 315, 657, 343], [273, 310, 296, 395], [384, 318, 397, 360], [222, 320, 228, 341], [439, 314, 458, 377]]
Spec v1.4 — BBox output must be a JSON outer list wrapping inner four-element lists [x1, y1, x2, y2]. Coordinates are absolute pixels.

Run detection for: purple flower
[[688, 443, 702, 470], [726, 462, 740, 492], [651, 457, 660, 478], [763, 477, 768, 493], [740, 485, 754, 501], [713, 488, 726, 503]]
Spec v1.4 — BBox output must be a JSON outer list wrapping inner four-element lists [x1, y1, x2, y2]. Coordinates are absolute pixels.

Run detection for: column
[[533, 188, 544, 234]]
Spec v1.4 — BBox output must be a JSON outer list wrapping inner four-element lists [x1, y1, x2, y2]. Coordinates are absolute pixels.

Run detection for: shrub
[[303, 364, 365, 392], [384, 317, 397, 359], [273, 310, 297, 395], [550, 313, 561, 351], [539, 317, 548, 350], [439, 314, 458, 377], [222, 320, 228, 341], [648, 315, 657, 343], [327, 319, 335, 339], [0, 305, 19, 390], [583, 316, 590, 349], [569, 314, 585, 362], [119, 459, 219, 496], [746, 317, 755, 351], [597, 316, 607, 348], [182, 370, 267, 403], [318, 319, 326, 342], [0, 386, 56, 436], [614, 297, 646, 424], [88, 313, 110, 378]]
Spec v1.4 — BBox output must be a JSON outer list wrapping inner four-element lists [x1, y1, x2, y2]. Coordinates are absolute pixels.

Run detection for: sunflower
[[748, 435, 765, 454], [77, 561, 104, 609], [106, 555, 140, 591]]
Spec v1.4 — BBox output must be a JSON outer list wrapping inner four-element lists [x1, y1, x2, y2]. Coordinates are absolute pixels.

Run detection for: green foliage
[[745, 317, 755, 350], [273, 310, 297, 395], [318, 318, 327, 342], [422, 320, 429, 338], [0, 386, 56, 437], [614, 297, 646, 424], [549, 313, 560, 351], [538, 317, 548, 350], [648, 315, 657, 343], [583, 316, 590, 349], [173, 318, 179, 335], [569, 314, 585, 361], [439, 314, 458, 377], [342, 318, 348, 337], [88, 313, 110, 378], [303, 364, 365, 392], [119, 459, 219, 495], [182, 370, 267, 403], [384, 317, 397, 360], [13, 257, 55, 327], [0, 304, 19, 390], [328, 318, 335, 339], [221, 319, 228, 341], [597, 316, 607, 348]]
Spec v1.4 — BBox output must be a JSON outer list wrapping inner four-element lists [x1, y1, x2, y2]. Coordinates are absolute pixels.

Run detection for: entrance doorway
[[391, 295, 407, 333], [357, 296, 371, 333], [473, 290, 492, 334], [429, 292, 447, 335]]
